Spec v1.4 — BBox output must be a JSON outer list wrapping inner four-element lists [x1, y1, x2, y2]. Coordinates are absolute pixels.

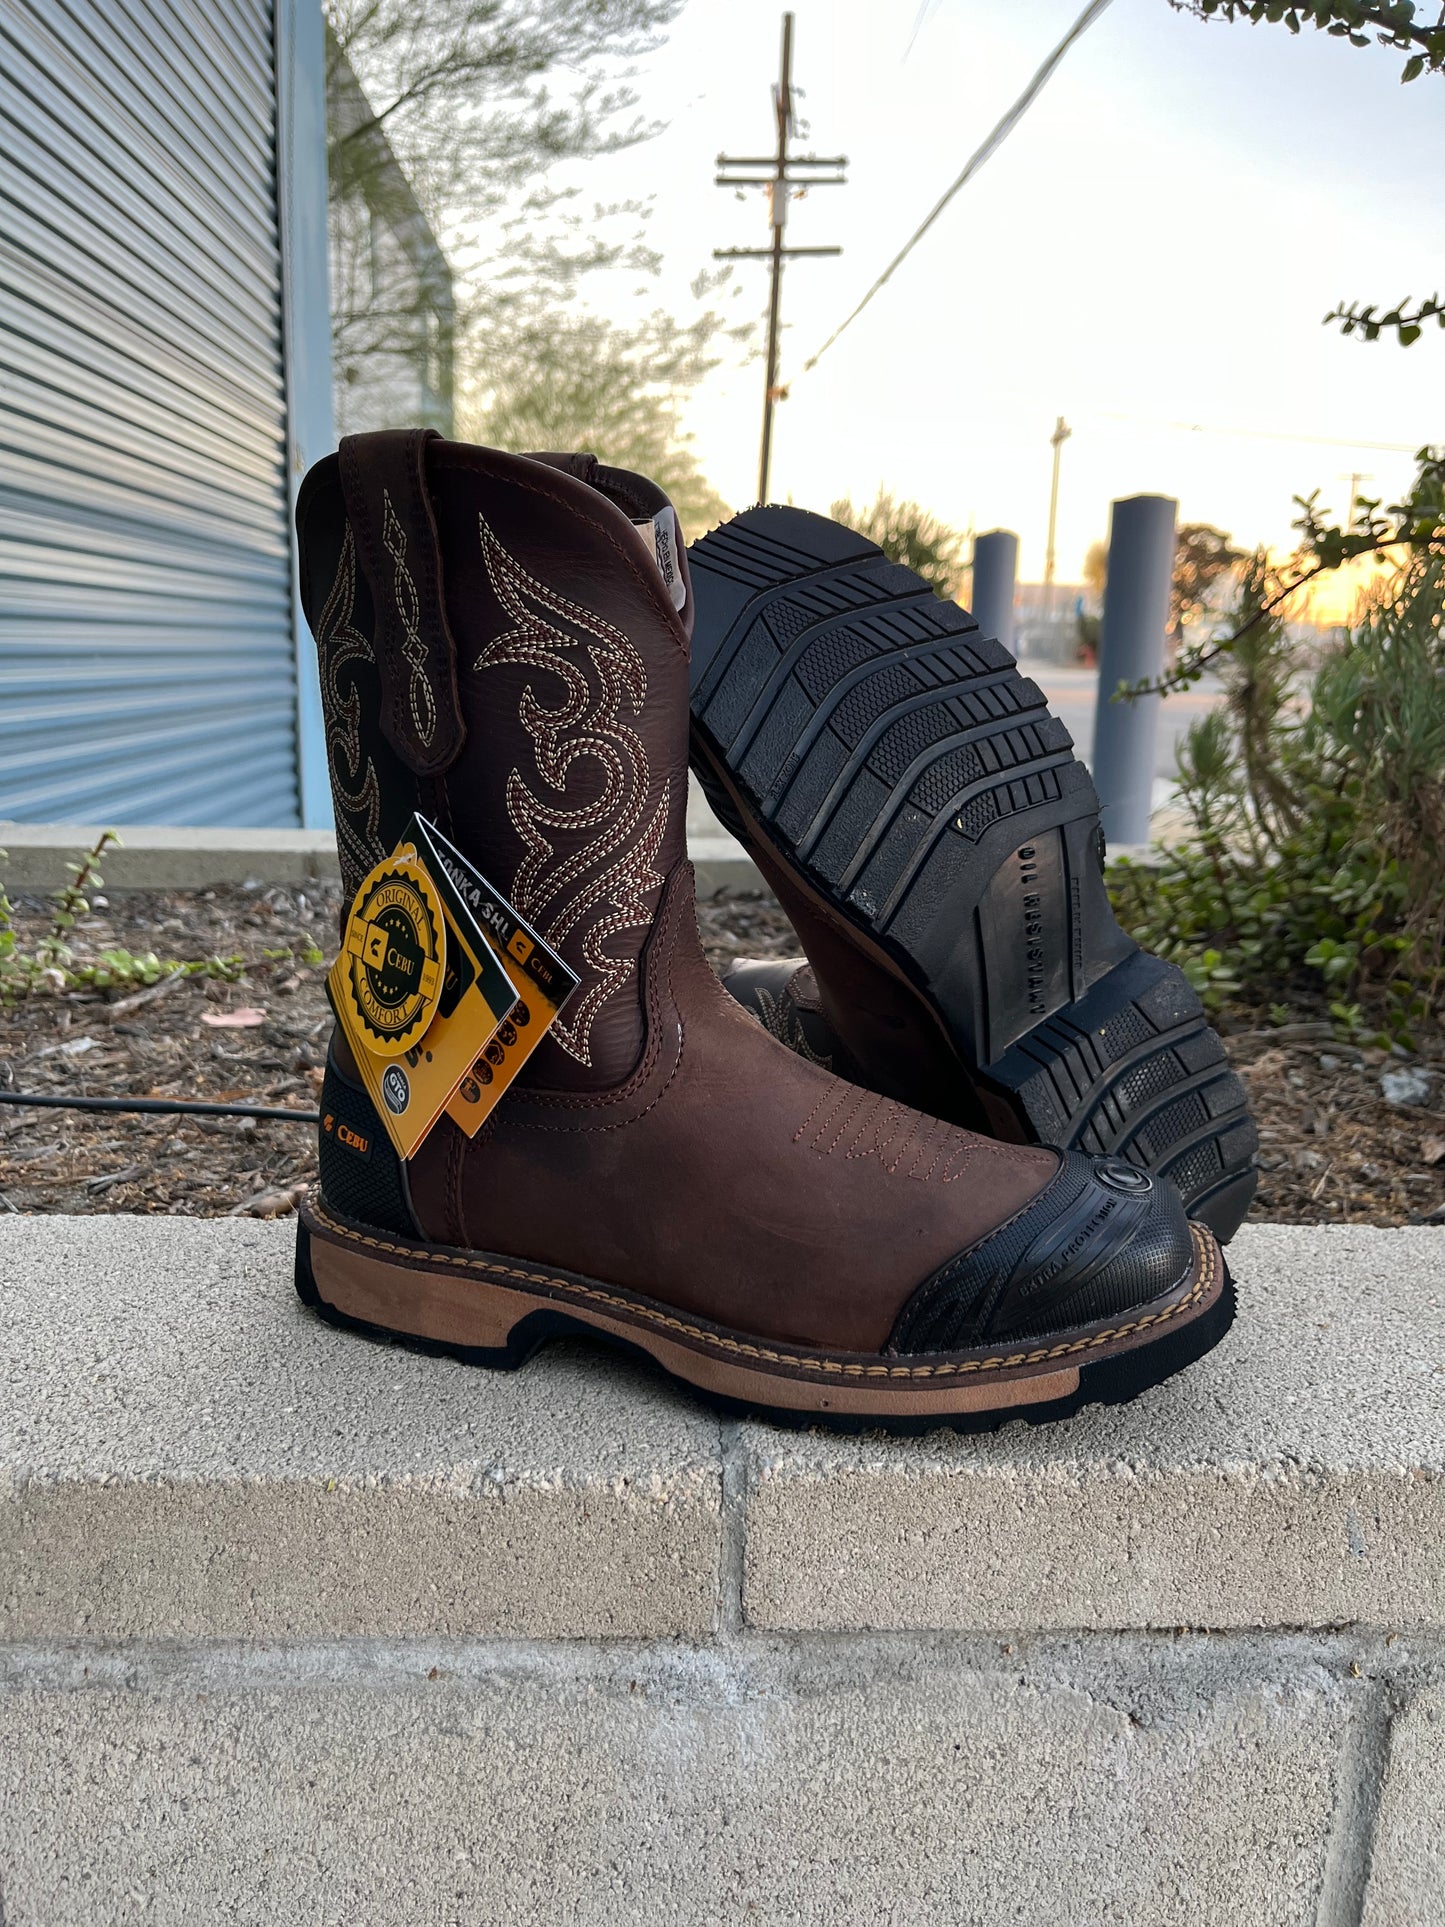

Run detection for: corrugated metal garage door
[[0, 0, 301, 826]]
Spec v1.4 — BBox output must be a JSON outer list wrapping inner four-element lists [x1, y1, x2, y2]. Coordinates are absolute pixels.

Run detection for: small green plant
[[262, 942, 328, 970], [0, 831, 254, 1003], [1107, 541, 1445, 1041]]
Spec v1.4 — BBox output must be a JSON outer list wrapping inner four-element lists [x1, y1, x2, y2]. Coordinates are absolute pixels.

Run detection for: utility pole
[[1042, 415, 1072, 619], [715, 13, 846, 502], [1339, 470, 1373, 535]]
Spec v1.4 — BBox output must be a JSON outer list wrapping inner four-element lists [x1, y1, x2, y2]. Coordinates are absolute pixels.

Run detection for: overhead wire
[[801, 0, 1116, 376]]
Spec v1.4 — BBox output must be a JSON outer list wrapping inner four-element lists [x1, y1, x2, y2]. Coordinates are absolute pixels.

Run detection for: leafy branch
[[1118, 448, 1445, 698], [1173, 3, 1444, 347], [1325, 293, 1445, 346], [1170, 1, 1445, 70]]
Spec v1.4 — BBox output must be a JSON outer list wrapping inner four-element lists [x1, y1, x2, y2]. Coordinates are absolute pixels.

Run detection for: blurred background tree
[[327, 0, 679, 241], [463, 298, 730, 536], [828, 490, 967, 599], [325, 0, 737, 518], [1169, 523, 1244, 651], [1074, 522, 1243, 661]]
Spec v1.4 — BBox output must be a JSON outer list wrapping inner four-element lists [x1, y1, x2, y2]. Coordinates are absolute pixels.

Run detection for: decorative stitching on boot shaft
[[309, 1200, 1217, 1381], [316, 524, 384, 896], [471, 512, 670, 1069], [381, 490, 438, 751]]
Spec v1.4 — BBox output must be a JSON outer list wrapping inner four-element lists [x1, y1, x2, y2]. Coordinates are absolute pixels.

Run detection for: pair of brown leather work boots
[[294, 431, 1248, 1429]]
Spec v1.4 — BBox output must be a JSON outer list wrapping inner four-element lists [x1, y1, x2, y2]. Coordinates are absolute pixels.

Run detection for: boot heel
[[979, 951, 1260, 1243], [687, 504, 1260, 1243], [295, 1206, 559, 1370]]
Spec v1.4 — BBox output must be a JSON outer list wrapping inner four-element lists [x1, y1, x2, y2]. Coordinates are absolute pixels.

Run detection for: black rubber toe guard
[[889, 1151, 1198, 1353]]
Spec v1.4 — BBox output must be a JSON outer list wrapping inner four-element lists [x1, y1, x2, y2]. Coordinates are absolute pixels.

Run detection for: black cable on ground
[[0, 1090, 319, 1124]]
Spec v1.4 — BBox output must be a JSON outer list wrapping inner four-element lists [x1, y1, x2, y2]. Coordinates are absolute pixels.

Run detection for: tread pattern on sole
[[994, 951, 1261, 1198], [688, 507, 1259, 1240]]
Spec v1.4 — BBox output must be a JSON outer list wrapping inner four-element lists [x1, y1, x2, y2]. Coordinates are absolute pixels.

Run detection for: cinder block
[[744, 1227, 1445, 1632], [0, 1220, 722, 1640], [0, 1651, 1347, 1927], [1363, 1686, 1445, 1926]]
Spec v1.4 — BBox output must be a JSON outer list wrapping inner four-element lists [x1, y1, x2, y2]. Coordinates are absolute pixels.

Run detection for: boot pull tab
[[336, 428, 466, 776]]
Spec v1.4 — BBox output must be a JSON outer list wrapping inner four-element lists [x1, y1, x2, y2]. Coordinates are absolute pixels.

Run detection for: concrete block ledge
[[2, 1218, 1443, 1922], [745, 1224, 1445, 1637], [2, 1220, 1441, 1643]]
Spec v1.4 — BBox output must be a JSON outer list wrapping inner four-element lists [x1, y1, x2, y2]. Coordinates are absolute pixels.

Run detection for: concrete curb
[[0, 823, 767, 896], [0, 823, 342, 891], [1, 1216, 1442, 1920]]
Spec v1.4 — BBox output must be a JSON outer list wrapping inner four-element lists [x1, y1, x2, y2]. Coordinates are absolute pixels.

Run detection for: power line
[[1088, 409, 1420, 456], [801, 0, 1115, 375], [902, 0, 942, 63]]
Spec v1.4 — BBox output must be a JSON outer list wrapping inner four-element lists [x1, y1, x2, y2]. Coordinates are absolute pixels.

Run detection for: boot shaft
[[296, 432, 692, 1091]]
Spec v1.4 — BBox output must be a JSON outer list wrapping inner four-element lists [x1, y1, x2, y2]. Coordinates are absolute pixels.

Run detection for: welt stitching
[[312, 1202, 1217, 1382]]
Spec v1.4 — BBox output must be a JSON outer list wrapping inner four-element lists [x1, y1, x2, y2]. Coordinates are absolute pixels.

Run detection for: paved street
[[1017, 661, 1224, 780]]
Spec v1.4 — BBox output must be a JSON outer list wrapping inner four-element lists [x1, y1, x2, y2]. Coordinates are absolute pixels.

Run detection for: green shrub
[[1107, 547, 1445, 1040]]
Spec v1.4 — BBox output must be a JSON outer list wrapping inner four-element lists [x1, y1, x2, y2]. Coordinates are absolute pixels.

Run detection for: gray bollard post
[[970, 529, 1018, 654], [1092, 494, 1177, 848]]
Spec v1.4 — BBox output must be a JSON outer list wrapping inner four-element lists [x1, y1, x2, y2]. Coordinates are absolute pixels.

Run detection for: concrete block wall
[[1, 1217, 1442, 1924]]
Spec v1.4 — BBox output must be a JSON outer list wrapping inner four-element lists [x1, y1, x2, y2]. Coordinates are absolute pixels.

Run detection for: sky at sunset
[[537, 0, 1445, 583]]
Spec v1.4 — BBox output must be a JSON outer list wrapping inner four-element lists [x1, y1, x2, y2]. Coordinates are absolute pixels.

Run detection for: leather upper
[[298, 435, 1201, 1357]]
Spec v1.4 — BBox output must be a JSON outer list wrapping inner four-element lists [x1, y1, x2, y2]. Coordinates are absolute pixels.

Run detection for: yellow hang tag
[[404, 823, 579, 1139], [337, 857, 446, 1057], [329, 834, 520, 1160]]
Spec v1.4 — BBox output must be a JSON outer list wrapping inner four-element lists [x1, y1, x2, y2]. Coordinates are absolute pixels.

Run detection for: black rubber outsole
[[686, 505, 1259, 1244], [295, 1217, 1237, 1437]]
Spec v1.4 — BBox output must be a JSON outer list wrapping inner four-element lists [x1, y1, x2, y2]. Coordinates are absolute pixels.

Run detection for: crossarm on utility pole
[[713, 11, 846, 503]]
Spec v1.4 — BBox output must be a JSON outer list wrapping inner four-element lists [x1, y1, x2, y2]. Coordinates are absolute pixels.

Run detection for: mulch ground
[[2, 881, 1442, 1226]]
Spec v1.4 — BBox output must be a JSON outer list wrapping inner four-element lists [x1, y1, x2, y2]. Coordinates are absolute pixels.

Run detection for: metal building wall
[[0, 0, 306, 826]]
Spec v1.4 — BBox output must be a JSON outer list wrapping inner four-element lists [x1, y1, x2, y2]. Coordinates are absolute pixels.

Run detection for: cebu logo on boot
[[341, 855, 446, 1057]]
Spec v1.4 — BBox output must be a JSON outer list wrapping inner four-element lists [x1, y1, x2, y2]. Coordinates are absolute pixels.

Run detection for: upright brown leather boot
[[292, 432, 1232, 1427]]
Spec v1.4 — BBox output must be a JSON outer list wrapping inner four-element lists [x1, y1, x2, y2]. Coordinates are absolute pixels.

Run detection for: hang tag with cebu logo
[[403, 822, 580, 1139], [328, 826, 521, 1159], [337, 857, 447, 1057]]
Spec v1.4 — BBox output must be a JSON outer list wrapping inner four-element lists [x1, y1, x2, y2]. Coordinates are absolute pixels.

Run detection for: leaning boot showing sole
[[686, 505, 1259, 1245], [293, 434, 1232, 1428]]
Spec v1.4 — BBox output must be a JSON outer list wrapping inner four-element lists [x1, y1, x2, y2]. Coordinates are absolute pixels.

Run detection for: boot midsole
[[297, 1196, 1224, 1420]]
